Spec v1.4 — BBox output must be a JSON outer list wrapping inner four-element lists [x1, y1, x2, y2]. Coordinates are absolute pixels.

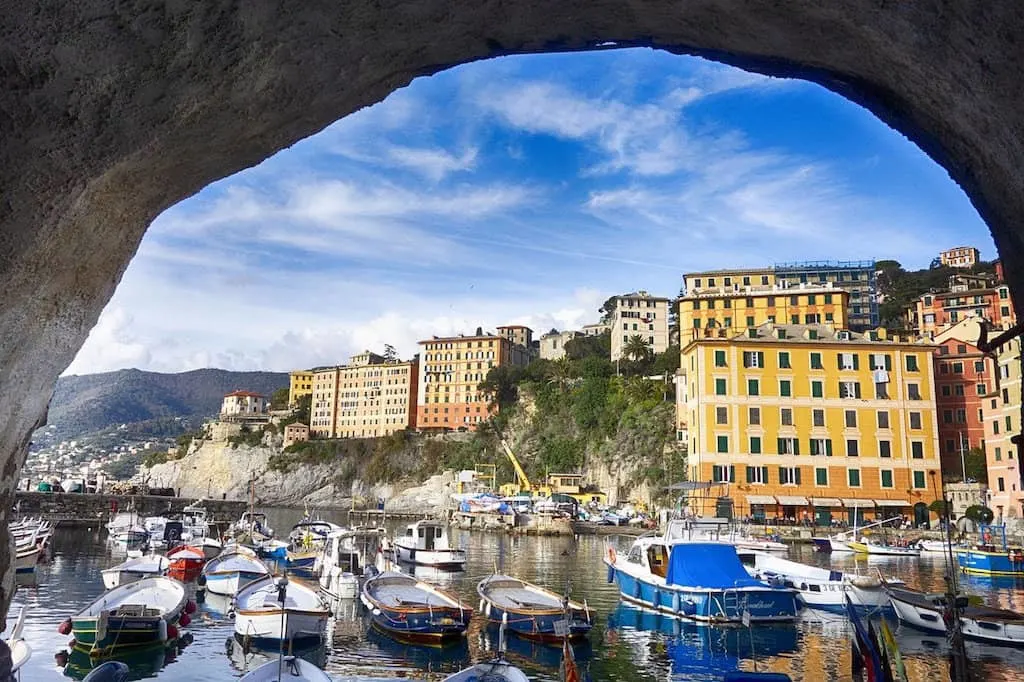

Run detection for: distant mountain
[[42, 368, 289, 441]]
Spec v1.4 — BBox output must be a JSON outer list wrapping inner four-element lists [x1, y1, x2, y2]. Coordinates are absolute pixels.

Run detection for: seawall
[[13, 491, 247, 526]]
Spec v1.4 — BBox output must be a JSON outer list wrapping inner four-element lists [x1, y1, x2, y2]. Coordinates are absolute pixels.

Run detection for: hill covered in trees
[[876, 258, 999, 328]]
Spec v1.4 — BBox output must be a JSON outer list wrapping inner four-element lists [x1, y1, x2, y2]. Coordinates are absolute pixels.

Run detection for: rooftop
[[685, 322, 929, 348], [681, 282, 844, 299], [224, 390, 265, 398]]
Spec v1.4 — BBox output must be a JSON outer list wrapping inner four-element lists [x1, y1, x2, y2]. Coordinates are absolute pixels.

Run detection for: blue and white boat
[[201, 551, 270, 596], [361, 570, 473, 642], [477, 574, 594, 642], [604, 538, 798, 623], [956, 524, 1024, 577]]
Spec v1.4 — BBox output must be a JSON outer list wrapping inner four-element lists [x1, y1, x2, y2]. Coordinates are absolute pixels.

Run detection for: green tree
[[965, 447, 989, 483], [564, 332, 610, 361], [479, 365, 523, 409], [383, 344, 398, 362], [965, 505, 994, 524], [545, 358, 575, 392], [270, 387, 290, 410], [652, 345, 681, 376], [599, 296, 618, 322], [929, 498, 952, 519], [623, 335, 653, 362]]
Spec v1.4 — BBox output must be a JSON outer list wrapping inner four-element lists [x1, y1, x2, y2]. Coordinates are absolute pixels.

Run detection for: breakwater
[[13, 491, 247, 526]]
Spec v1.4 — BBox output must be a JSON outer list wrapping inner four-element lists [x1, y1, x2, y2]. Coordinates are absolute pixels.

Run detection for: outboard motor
[[164, 521, 184, 545]]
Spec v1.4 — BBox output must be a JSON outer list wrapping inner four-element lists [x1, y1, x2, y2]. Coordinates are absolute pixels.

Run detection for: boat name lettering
[[744, 601, 774, 610]]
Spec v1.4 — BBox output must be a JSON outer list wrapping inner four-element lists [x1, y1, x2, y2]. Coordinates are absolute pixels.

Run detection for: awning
[[842, 498, 876, 508], [745, 495, 777, 505], [874, 499, 911, 507], [776, 495, 809, 506], [811, 497, 842, 507]]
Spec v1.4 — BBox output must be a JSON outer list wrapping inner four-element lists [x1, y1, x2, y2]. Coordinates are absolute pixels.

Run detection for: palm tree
[[623, 335, 653, 362], [545, 357, 575, 392]]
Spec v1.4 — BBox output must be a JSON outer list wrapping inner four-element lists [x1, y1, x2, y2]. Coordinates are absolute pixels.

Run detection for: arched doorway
[[914, 502, 930, 528]]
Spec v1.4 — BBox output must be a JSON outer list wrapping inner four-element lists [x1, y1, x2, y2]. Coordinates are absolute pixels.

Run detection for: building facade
[[681, 323, 942, 525], [539, 330, 581, 361], [983, 337, 1024, 522], [943, 481, 987, 518], [940, 246, 981, 269], [416, 333, 529, 431], [288, 370, 314, 408], [283, 423, 310, 448], [496, 325, 534, 350], [678, 283, 849, 345], [309, 352, 418, 439], [221, 391, 269, 417], [908, 283, 1015, 336], [581, 322, 610, 337], [609, 291, 671, 361]]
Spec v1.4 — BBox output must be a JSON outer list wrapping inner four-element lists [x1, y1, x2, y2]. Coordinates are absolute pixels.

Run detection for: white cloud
[[386, 145, 479, 182]]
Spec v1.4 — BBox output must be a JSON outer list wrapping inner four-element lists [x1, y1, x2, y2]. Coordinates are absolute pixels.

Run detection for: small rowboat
[[102, 555, 170, 589], [888, 584, 1024, 646], [362, 571, 472, 642], [234, 575, 329, 647], [6, 607, 31, 674], [442, 659, 530, 682], [477, 574, 593, 641], [201, 551, 270, 596], [64, 577, 191, 654], [847, 540, 921, 557], [167, 545, 206, 582], [240, 656, 333, 681]]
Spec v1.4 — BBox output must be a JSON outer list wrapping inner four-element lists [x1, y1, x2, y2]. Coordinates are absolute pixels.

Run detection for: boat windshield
[[646, 544, 669, 578]]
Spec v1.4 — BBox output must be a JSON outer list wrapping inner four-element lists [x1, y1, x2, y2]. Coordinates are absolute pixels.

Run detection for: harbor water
[[9, 507, 1024, 681]]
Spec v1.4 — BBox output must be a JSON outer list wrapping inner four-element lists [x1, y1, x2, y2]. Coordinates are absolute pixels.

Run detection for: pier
[[13, 491, 248, 527]]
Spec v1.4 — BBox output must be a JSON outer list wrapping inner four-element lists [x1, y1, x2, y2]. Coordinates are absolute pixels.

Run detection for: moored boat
[[663, 518, 788, 554], [394, 520, 466, 569], [955, 524, 1024, 577], [362, 570, 473, 642], [442, 659, 530, 682], [201, 551, 270, 596], [234, 575, 329, 648], [6, 606, 31, 674], [847, 538, 920, 557], [62, 577, 191, 654], [191, 536, 223, 561], [101, 554, 170, 590], [604, 539, 798, 623], [167, 545, 206, 582], [239, 655, 333, 681], [477, 574, 593, 641], [887, 584, 1024, 646], [811, 536, 857, 553], [918, 538, 959, 553], [317, 527, 387, 600]]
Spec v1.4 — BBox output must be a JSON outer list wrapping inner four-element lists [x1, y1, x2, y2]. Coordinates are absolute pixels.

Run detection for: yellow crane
[[498, 439, 535, 497]]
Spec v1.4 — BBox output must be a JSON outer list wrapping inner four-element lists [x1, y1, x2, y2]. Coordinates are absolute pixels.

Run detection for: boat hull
[[71, 615, 170, 651], [394, 545, 466, 569], [205, 570, 268, 596], [956, 548, 1024, 576], [480, 600, 591, 641], [14, 546, 40, 574], [168, 558, 204, 582], [361, 573, 472, 641], [233, 609, 328, 647]]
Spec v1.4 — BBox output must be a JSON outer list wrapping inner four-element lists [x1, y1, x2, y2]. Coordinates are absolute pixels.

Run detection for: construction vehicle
[[498, 439, 535, 497], [497, 439, 606, 504]]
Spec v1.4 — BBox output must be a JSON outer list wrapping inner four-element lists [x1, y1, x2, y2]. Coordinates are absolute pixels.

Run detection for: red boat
[[167, 545, 205, 582]]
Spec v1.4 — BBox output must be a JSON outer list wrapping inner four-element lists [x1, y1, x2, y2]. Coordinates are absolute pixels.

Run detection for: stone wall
[[13, 491, 247, 525]]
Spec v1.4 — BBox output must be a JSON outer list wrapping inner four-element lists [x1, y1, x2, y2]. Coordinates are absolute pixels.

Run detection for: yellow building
[[679, 284, 849, 344], [681, 322, 942, 525], [983, 336, 1024, 521], [288, 370, 314, 408], [309, 351, 418, 439]]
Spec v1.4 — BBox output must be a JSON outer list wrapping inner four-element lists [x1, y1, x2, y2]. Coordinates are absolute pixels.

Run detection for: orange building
[[931, 321, 997, 479], [416, 333, 530, 431], [908, 282, 1014, 336]]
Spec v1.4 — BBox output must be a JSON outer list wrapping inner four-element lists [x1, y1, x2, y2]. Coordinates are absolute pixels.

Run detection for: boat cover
[[666, 543, 764, 589]]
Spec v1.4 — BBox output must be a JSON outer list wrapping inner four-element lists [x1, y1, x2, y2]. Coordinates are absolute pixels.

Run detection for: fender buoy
[[607, 546, 617, 565], [178, 613, 191, 627], [167, 624, 179, 640], [57, 618, 72, 635], [185, 600, 197, 614]]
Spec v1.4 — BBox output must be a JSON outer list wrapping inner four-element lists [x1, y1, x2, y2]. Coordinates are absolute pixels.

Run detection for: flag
[[845, 597, 883, 682], [880, 620, 908, 682], [561, 638, 580, 682]]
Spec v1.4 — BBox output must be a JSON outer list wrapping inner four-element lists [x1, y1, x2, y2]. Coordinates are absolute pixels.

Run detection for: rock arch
[[1, 2, 1023, 613]]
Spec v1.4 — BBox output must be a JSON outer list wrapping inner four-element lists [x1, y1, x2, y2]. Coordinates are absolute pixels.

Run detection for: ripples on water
[[8, 508, 1024, 681]]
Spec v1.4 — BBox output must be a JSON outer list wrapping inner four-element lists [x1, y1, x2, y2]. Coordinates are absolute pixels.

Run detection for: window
[[907, 440, 924, 459], [880, 470, 894, 488], [812, 409, 825, 427], [907, 383, 921, 400], [975, 360, 985, 372], [871, 353, 892, 370], [766, 296, 776, 306], [846, 439, 859, 457], [952, 361, 964, 374], [778, 437, 799, 455], [746, 316, 755, 327], [810, 438, 832, 456], [749, 407, 761, 425], [808, 294, 817, 304], [839, 353, 858, 370], [762, 275, 770, 285], [748, 379, 760, 396], [848, 469, 861, 487], [879, 440, 891, 458], [714, 350, 727, 367], [839, 381, 861, 399], [712, 464, 735, 483], [994, 420, 1001, 435], [790, 314, 800, 324], [956, 408, 966, 423], [781, 408, 793, 426], [824, 294, 833, 304], [996, 447, 1002, 461], [715, 378, 727, 395], [717, 435, 729, 453], [999, 477, 1006, 492], [906, 355, 919, 371], [790, 295, 799, 306], [940, 364, 949, 375], [743, 351, 765, 368], [913, 471, 926, 489], [1008, 415, 1014, 432], [815, 467, 828, 485], [780, 380, 792, 397], [910, 412, 922, 429], [779, 466, 801, 485], [750, 436, 762, 454], [779, 352, 791, 369], [746, 465, 768, 484], [844, 410, 857, 428], [810, 352, 823, 369], [977, 383, 987, 395], [811, 380, 824, 398], [716, 406, 728, 425]]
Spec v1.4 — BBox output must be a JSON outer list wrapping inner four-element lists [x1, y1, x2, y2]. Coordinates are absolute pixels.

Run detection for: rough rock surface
[[2, 2, 1024, 617]]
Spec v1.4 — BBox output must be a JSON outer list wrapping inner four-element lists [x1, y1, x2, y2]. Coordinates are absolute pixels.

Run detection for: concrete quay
[[13, 491, 247, 527]]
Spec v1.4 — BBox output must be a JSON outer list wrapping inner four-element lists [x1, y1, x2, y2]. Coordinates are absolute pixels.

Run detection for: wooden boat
[[234, 575, 329, 647], [394, 520, 466, 569], [6, 606, 31, 674], [167, 544, 206, 582], [604, 540, 798, 623], [101, 554, 170, 589], [14, 540, 42, 575], [201, 551, 270, 596], [239, 655, 333, 681], [477, 574, 593, 641], [846, 539, 921, 557], [64, 577, 190, 654], [955, 524, 1024, 576], [442, 659, 530, 682], [887, 585, 1024, 646], [190, 536, 223, 561], [362, 570, 473, 642]]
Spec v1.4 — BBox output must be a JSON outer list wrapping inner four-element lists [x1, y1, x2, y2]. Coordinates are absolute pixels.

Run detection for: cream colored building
[[582, 322, 610, 337], [220, 391, 269, 417], [983, 336, 1024, 521], [609, 291, 671, 361], [539, 330, 580, 360], [944, 481, 987, 518], [283, 423, 310, 448], [940, 246, 981, 269], [309, 351, 419, 439]]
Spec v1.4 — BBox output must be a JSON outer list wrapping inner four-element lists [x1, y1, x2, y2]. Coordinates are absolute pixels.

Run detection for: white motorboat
[[234, 575, 328, 646], [190, 536, 224, 561], [181, 503, 211, 540], [918, 539, 959, 553], [738, 550, 899, 611], [202, 551, 270, 596], [101, 554, 170, 589], [443, 659, 530, 682], [393, 520, 466, 569], [111, 525, 150, 548], [239, 656, 333, 681], [888, 585, 1024, 646], [6, 606, 31, 674], [317, 527, 387, 600], [231, 511, 275, 539], [662, 517, 789, 553]]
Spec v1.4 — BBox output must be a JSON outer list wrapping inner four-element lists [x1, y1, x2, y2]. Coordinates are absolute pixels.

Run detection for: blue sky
[[67, 48, 994, 375]]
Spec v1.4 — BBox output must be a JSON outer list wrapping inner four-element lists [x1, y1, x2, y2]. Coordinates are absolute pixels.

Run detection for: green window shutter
[[758, 351, 765, 367], [837, 354, 843, 370], [777, 438, 785, 454], [854, 383, 862, 399], [885, 355, 892, 371], [810, 440, 818, 456], [794, 468, 801, 485], [853, 354, 860, 370], [812, 381, 823, 398], [826, 440, 833, 456], [761, 466, 769, 482], [729, 465, 736, 482], [778, 466, 786, 483], [746, 466, 754, 483], [750, 437, 761, 454], [793, 439, 800, 456]]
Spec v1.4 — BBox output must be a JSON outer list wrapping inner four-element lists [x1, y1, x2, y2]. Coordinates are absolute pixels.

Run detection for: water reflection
[[60, 634, 194, 681]]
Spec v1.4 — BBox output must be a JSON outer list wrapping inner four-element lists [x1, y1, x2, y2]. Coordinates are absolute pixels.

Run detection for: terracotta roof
[[224, 390, 265, 398]]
